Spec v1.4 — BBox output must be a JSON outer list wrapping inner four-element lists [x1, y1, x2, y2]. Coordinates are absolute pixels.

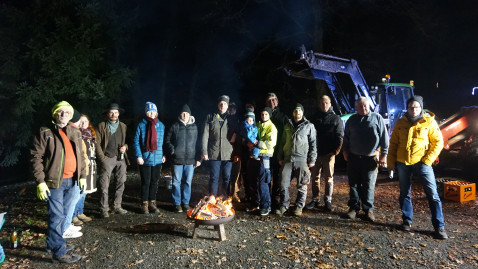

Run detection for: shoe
[[77, 214, 92, 222], [401, 222, 411, 231], [182, 204, 191, 211], [47, 244, 75, 254], [68, 225, 82, 232], [259, 208, 270, 216], [274, 206, 287, 216], [324, 202, 334, 212], [305, 200, 318, 210], [293, 207, 303, 216], [72, 217, 83, 226], [346, 209, 357, 219], [435, 227, 448, 240], [149, 200, 160, 213], [114, 208, 127, 215], [175, 205, 183, 213], [52, 253, 82, 263], [63, 228, 83, 239], [246, 206, 259, 213], [101, 211, 109, 218], [141, 201, 149, 214], [365, 211, 376, 222], [232, 195, 241, 203]]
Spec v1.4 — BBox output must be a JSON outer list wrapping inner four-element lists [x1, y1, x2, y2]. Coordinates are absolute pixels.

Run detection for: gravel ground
[[1, 165, 478, 268]]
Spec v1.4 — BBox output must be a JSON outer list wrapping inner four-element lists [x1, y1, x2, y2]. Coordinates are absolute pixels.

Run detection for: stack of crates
[[436, 178, 457, 198]]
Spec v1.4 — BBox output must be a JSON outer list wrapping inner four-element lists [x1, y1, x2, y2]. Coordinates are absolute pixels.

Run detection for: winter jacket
[[257, 119, 278, 157], [278, 118, 317, 164], [80, 128, 97, 193], [201, 113, 234, 161], [387, 111, 443, 167], [133, 118, 165, 166], [31, 124, 87, 189], [165, 116, 198, 165], [270, 107, 289, 153], [311, 108, 344, 155], [239, 120, 258, 144], [96, 121, 130, 165], [343, 112, 389, 157]]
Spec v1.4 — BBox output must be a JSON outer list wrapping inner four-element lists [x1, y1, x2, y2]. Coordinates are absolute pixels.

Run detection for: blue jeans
[[396, 162, 445, 229], [74, 192, 87, 217], [208, 160, 232, 197], [47, 178, 80, 258], [172, 164, 194, 205], [62, 180, 80, 232], [346, 155, 377, 212]]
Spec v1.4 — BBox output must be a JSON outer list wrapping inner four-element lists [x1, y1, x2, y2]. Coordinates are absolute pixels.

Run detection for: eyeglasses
[[56, 110, 70, 115]]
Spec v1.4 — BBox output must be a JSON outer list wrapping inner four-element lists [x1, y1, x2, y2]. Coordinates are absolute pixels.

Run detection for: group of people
[[30, 92, 448, 264]]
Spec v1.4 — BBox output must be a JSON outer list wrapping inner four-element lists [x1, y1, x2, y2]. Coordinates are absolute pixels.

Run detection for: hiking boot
[[77, 214, 92, 222], [346, 209, 357, 219], [401, 222, 411, 231], [47, 244, 75, 254], [62, 228, 83, 239], [435, 227, 448, 240], [114, 208, 128, 215], [141, 201, 149, 214], [52, 253, 82, 263], [324, 202, 334, 212], [246, 206, 259, 213], [149, 200, 160, 213], [72, 217, 83, 226], [175, 205, 183, 213], [305, 200, 319, 210], [274, 206, 287, 216], [365, 210, 376, 222], [293, 207, 303, 216], [259, 208, 270, 216], [101, 211, 109, 218], [182, 204, 191, 211]]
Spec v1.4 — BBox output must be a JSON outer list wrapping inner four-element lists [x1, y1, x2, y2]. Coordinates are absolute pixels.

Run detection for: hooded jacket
[[201, 112, 233, 161], [133, 117, 166, 166], [257, 120, 278, 157], [388, 111, 443, 167], [278, 117, 317, 164], [311, 108, 344, 155], [165, 116, 199, 165]]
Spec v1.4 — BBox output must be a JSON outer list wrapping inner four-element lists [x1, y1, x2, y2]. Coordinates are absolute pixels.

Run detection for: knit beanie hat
[[294, 103, 304, 112], [145, 102, 158, 114], [244, 108, 255, 121], [262, 107, 272, 118], [218, 95, 230, 105], [51, 101, 74, 120], [406, 95, 424, 109], [71, 109, 82, 123], [181, 104, 191, 114]]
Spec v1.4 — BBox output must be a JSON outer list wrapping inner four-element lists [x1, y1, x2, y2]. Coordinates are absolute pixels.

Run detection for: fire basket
[[187, 196, 235, 241]]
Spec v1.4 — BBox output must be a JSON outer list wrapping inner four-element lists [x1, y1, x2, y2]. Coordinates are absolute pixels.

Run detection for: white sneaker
[[63, 228, 83, 239], [67, 225, 82, 232]]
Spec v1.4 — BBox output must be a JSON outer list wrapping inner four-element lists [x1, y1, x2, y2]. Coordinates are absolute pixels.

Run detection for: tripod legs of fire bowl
[[192, 223, 227, 241]]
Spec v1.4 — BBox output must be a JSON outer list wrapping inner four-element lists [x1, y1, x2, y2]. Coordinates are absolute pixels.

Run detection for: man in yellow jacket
[[387, 95, 447, 239]]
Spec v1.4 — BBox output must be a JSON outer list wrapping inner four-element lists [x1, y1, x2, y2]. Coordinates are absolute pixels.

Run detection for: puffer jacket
[[31, 124, 87, 189], [278, 118, 317, 164], [387, 111, 443, 167], [165, 116, 198, 165], [133, 118, 165, 166], [257, 120, 278, 157], [201, 113, 233, 161]]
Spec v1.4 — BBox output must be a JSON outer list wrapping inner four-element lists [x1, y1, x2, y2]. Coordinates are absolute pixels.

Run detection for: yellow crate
[[444, 181, 476, 202]]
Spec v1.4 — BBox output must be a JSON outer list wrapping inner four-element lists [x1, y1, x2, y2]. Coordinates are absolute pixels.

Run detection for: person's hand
[[37, 183, 50, 201], [79, 178, 86, 191], [378, 155, 387, 168], [343, 151, 349, 161], [195, 160, 202, 167], [137, 158, 144, 165], [233, 155, 240, 162], [119, 145, 127, 153], [162, 156, 166, 163], [202, 155, 209, 161], [308, 163, 315, 168]]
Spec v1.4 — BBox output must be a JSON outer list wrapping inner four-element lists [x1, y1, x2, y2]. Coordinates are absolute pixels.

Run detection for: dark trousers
[[346, 154, 378, 212], [139, 164, 162, 202]]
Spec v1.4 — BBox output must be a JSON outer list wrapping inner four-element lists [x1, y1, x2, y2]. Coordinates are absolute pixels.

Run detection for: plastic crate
[[436, 178, 457, 198], [444, 181, 476, 202]]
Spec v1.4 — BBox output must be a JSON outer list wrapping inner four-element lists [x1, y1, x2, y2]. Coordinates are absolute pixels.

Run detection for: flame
[[188, 195, 234, 220]]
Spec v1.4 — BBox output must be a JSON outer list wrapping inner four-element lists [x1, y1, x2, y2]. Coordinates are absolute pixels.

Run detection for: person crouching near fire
[[387, 95, 447, 239]]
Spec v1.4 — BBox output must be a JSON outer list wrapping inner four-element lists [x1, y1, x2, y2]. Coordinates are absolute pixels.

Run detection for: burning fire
[[188, 195, 234, 220]]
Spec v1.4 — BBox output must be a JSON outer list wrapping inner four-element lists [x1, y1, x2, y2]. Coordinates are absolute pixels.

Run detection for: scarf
[[405, 111, 424, 125], [107, 120, 119, 134], [145, 117, 158, 152], [80, 127, 95, 143]]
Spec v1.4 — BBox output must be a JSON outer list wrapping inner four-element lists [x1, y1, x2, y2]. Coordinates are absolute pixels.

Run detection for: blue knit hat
[[145, 102, 157, 114], [244, 108, 255, 121]]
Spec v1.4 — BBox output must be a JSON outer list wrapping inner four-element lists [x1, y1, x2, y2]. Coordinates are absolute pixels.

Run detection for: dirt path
[[1, 167, 477, 268]]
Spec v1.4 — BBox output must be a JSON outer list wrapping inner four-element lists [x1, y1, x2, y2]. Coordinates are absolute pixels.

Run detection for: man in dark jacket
[[31, 101, 86, 263], [275, 103, 317, 216], [165, 104, 201, 212], [96, 103, 130, 218], [306, 95, 344, 212]]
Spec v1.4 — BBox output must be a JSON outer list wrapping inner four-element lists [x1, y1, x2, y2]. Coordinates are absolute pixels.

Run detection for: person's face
[[218, 101, 228, 114], [54, 108, 71, 126], [261, 111, 270, 122], [246, 117, 254, 125], [180, 112, 190, 122], [407, 101, 422, 117], [78, 116, 89, 129], [228, 107, 237, 115], [293, 108, 303, 122], [356, 101, 370, 116], [266, 97, 279, 110], [319, 97, 331, 113], [146, 110, 157, 119], [108, 109, 120, 122]]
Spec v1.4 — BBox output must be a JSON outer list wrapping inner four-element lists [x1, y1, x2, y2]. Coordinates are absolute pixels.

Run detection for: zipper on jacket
[[57, 148, 64, 188]]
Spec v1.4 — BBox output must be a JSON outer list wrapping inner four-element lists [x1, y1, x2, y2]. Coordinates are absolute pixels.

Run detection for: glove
[[37, 183, 50, 201], [79, 178, 86, 191]]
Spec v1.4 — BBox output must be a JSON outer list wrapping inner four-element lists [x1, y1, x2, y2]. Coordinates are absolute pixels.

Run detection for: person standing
[[228, 102, 243, 203], [387, 95, 447, 239], [306, 95, 344, 212], [343, 97, 388, 222], [165, 104, 201, 212], [133, 102, 165, 214], [275, 103, 317, 216], [201, 95, 234, 197], [31, 101, 86, 263], [96, 103, 130, 218]]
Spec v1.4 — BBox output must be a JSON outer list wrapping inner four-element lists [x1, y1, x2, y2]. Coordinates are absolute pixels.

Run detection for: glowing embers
[[188, 195, 234, 220]]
